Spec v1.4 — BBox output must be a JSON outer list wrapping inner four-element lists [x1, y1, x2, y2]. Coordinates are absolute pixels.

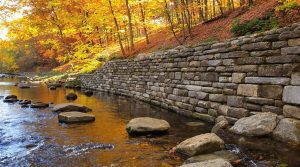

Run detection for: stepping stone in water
[[186, 122, 206, 127], [173, 133, 224, 157], [65, 93, 77, 101], [52, 103, 92, 113], [30, 102, 49, 108], [58, 111, 95, 123], [126, 117, 170, 136]]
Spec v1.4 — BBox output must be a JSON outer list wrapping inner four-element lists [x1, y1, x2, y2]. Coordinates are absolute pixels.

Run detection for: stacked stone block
[[80, 22, 300, 125]]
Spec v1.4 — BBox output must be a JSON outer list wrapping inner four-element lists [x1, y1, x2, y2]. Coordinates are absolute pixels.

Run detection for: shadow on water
[[0, 77, 299, 167]]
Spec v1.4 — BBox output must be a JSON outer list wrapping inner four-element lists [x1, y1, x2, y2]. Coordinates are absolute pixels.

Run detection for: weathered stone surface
[[211, 120, 229, 134], [65, 93, 78, 101], [58, 111, 95, 123], [291, 72, 300, 85], [174, 133, 224, 157], [283, 86, 300, 105], [230, 112, 277, 136], [209, 94, 227, 103], [52, 103, 92, 113], [183, 150, 238, 165], [258, 65, 283, 77], [237, 84, 258, 97], [193, 113, 215, 123], [241, 42, 271, 51], [126, 117, 170, 135], [273, 118, 300, 145], [272, 41, 287, 49], [281, 46, 300, 54], [288, 38, 300, 46], [245, 77, 290, 85], [283, 105, 300, 119], [258, 85, 283, 99], [180, 159, 232, 167], [232, 73, 246, 83], [262, 105, 282, 114], [245, 97, 274, 105], [227, 96, 244, 107], [227, 107, 249, 119]]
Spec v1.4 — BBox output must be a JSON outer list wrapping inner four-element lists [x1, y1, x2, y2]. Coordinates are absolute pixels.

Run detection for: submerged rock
[[5, 95, 17, 99], [180, 158, 232, 167], [173, 133, 224, 157], [230, 112, 277, 137], [65, 93, 78, 101], [18, 83, 30, 89], [84, 90, 93, 96], [126, 117, 170, 135], [58, 111, 95, 123], [19, 100, 31, 105], [183, 150, 238, 164], [3, 98, 19, 103], [30, 102, 49, 108], [49, 86, 56, 90], [186, 122, 206, 127], [211, 120, 229, 134], [52, 103, 92, 113], [273, 118, 300, 145]]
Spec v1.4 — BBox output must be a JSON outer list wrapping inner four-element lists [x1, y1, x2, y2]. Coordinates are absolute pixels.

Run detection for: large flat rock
[[173, 133, 224, 157], [52, 103, 92, 113], [230, 112, 277, 136], [273, 118, 300, 145], [180, 158, 232, 167], [184, 150, 238, 164], [126, 117, 170, 135], [58, 111, 95, 123]]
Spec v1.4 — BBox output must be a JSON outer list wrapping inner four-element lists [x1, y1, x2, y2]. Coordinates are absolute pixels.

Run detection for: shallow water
[[0, 77, 299, 167]]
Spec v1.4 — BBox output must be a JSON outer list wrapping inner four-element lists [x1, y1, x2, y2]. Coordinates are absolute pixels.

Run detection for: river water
[[0, 77, 299, 167]]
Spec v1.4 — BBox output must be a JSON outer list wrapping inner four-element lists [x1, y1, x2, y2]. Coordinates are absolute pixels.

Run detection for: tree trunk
[[108, 0, 126, 56], [216, 0, 224, 15], [139, 3, 149, 44], [203, 0, 208, 21], [125, 0, 134, 51]]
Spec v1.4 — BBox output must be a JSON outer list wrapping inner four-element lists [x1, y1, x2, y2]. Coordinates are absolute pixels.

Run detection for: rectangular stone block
[[227, 107, 249, 119], [196, 91, 209, 100], [192, 113, 215, 123], [245, 77, 290, 85], [283, 105, 300, 119], [234, 65, 258, 72], [198, 100, 210, 108], [291, 73, 300, 85], [237, 84, 259, 97], [245, 97, 274, 105], [198, 72, 219, 81], [241, 42, 271, 51], [227, 96, 244, 107], [236, 57, 264, 65], [258, 85, 283, 100], [288, 38, 300, 46], [262, 105, 283, 115], [283, 86, 300, 105], [272, 41, 288, 49], [281, 46, 300, 54], [209, 94, 227, 103], [232, 73, 246, 83], [258, 65, 283, 77], [195, 107, 208, 114]]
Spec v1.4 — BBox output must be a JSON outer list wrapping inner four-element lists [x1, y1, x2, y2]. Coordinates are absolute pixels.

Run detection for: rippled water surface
[[0, 77, 300, 167]]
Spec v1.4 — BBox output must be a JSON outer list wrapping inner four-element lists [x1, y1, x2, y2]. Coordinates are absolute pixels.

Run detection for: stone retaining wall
[[80, 23, 300, 125]]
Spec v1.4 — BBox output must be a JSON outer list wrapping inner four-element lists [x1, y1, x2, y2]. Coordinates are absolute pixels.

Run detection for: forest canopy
[[0, 0, 299, 73]]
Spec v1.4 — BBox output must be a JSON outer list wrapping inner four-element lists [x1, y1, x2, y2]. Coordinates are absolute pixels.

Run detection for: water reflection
[[0, 77, 212, 166]]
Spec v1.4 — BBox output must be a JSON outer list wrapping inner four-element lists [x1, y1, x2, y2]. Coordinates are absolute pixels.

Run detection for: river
[[0, 76, 299, 167]]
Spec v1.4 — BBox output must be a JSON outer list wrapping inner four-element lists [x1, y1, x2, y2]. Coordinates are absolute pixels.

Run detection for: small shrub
[[276, 0, 300, 13], [231, 12, 279, 37]]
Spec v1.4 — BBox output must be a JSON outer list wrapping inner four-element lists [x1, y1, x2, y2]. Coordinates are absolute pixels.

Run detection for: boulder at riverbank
[[273, 118, 300, 145], [126, 117, 170, 135], [180, 158, 232, 167], [52, 103, 92, 113], [30, 102, 49, 108], [173, 133, 224, 157], [183, 150, 238, 164], [58, 111, 95, 123], [230, 112, 277, 137]]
